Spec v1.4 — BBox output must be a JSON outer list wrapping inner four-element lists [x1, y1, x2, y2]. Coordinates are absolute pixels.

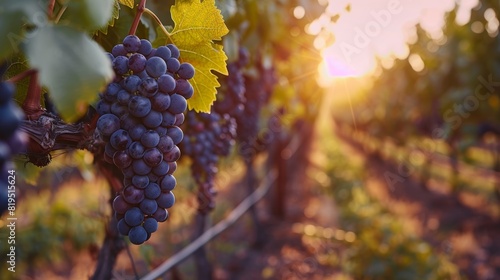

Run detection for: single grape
[[157, 191, 175, 208], [177, 63, 195, 79], [163, 146, 181, 162], [158, 136, 174, 153], [129, 226, 148, 245], [144, 148, 163, 167], [146, 57, 167, 78], [110, 129, 131, 150], [132, 159, 152, 176], [161, 111, 176, 127], [152, 208, 169, 222], [112, 56, 129, 75], [97, 114, 120, 138], [167, 44, 180, 59], [166, 58, 181, 73], [139, 39, 153, 56], [151, 93, 171, 111], [154, 46, 172, 61], [140, 198, 158, 215], [129, 124, 147, 141], [160, 175, 176, 192], [132, 175, 149, 189], [158, 74, 176, 93], [112, 44, 127, 57], [113, 150, 132, 169], [123, 75, 142, 93], [175, 79, 194, 99], [123, 35, 141, 53], [128, 96, 152, 118], [168, 94, 187, 114], [113, 195, 130, 214], [142, 110, 163, 129], [143, 217, 158, 233], [117, 218, 131, 235], [138, 77, 159, 97], [124, 207, 144, 227], [140, 130, 160, 148], [123, 186, 145, 204], [145, 182, 161, 199]]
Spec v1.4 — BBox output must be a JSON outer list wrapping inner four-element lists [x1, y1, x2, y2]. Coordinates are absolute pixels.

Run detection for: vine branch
[[143, 8, 174, 43], [129, 0, 147, 35]]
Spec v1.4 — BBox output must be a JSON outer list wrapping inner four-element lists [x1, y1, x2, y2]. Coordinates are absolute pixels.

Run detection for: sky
[[318, 0, 479, 77]]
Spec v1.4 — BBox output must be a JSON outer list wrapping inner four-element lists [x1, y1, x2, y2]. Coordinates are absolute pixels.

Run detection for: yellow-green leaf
[[165, 0, 229, 112], [118, 0, 134, 9]]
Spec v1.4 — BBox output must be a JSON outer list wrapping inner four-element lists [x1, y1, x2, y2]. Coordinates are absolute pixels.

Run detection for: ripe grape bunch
[[0, 79, 28, 215], [95, 35, 195, 245], [180, 111, 236, 212]]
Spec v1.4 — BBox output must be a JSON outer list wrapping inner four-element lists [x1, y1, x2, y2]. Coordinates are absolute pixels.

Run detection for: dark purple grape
[[174, 113, 185, 126], [175, 79, 194, 99], [144, 148, 163, 167], [117, 90, 131, 105], [112, 44, 127, 56], [112, 56, 129, 75], [146, 57, 167, 78], [142, 110, 163, 128], [166, 58, 180, 73], [167, 126, 183, 145], [161, 111, 176, 127], [123, 35, 141, 53], [129, 124, 147, 141], [132, 159, 152, 175], [164, 145, 181, 162], [113, 195, 130, 214], [123, 75, 142, 93], [158, 74, 176, 93], [160, 175, 176, 192], [152, 93, 171, 111], [157, 191, 175, 208], [113, 150, 132, 169], [155, 126, 168, 136], [153, 208, 168, 222], [167, 44, 180, 59], [177, 63, 195, 79], [128, 53, 147, 73], [103, 83, 121, 102], [167, 162, 177, 175], [140, 130, 160, 148], [158, 136, 174, 153], [139, 39, 153, 56], [132, 175, 149, 189], [145, 182, 161, 199], [129, 226, 148, 245], [168, 94, 187, 114], [96, 100, 111, 115], [140, 199, 158, 215], [143, 217, 158, 233], [97, 114, 120, 138], [123, 186, 145, 204], [138, 77, 158, 97], [110, 129, 131, 150], [154, 46, 172, 61], [128, 96, 151, 118], [117, 218, 131, 235], [111, 102, 127, 117]]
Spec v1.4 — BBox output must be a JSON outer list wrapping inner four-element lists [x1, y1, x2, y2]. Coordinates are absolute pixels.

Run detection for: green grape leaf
[[25, 25, 114, 122], [60, 0, 115, 31], [97, 0, 121, 35], [118, 0, 134, 9], [0, 0, 48, 60], [155, 0, 229, 113]]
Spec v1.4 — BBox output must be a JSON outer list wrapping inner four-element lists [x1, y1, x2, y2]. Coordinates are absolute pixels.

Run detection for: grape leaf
[[59, 0, 115, 31], [97, 1, 121, 35], [0, 0, 47, 60], [118, 0, 134, 9], [25, 25, 114, 122], [155, 0, 229, 113]]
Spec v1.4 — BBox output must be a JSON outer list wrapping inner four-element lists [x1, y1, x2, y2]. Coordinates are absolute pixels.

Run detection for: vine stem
[[129, 0, 147, 35], [143, 8, 174, 43], [7, 69, 37, 84], [22, 72, 43, 119], [48, 0, 56, 18]]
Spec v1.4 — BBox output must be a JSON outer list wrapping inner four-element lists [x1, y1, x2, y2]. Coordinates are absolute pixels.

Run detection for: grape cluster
[[180, 111, 236, 212], [236, 62, 276, 152], [0, 80, 28, 215], [180, 49, 247, 213], [95, 35, 194, 244]]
